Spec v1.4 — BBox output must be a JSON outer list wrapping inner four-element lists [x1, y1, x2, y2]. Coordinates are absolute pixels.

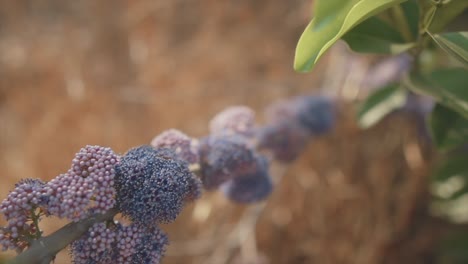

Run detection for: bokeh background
[[0, 1, 462, 263]]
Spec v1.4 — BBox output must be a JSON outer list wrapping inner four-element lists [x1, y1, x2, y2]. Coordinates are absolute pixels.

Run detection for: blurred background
[[0, 1, 464, 263]]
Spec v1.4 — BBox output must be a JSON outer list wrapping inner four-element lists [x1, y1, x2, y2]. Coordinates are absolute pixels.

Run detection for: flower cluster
[[124, 224, 168, 264], [0, 93, 335, 264], [46, 145, 120, 220], [115, 145, 202, 224], [151, 129, 200, 164], [70, 222, 117, 263], [0, 179, 48, 251], [70, 221, 168, 264], [198, 135, 259, 190], [70, 221, 169, 264], [220, 156, 272, 203], [0, 145, 120, 252], [256, 121, 310, 162], [265, 95, 335, 135], [67, 143, 199, 263], [198, 95, 334, 202], [209, 106, 256, 137], [258, 95, 335, 162], [197, 104, 273, 203]]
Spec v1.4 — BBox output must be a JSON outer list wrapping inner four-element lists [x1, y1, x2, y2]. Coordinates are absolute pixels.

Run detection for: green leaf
[[343, 34, 415, 54], [423, 5, 438, 32], [433, 156, 468, 183], [430, 32, 468, 68], [314, 0, 346, 26], [400, 0, 419, 39], [431, 156, 468, 200], [408, 68, 468, 119], [447, 185, 468, 201], [430, 104, 468, 150], [294, 0, 407, 72], [343, 16, 415, 54], [357, 83, 407, 129], [438, 234, 468, 263], [429, 0, 468, 33]]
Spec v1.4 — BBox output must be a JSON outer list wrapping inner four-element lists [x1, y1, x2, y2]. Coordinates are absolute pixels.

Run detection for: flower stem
[[7, 208, 119, 264]]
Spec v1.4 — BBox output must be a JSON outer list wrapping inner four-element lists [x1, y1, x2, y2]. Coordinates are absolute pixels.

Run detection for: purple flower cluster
[[295, 96, 335, 135], [201, 97, 334, 202], [151, 129, 199, 164], [220, 156, 272, 203], [0, 145, 120, 252], [70, 221, 168, 264], [265, 95, 335, 136], [115, 145, 202, 224], [198, 135, 259, 190], [209, 106, 256, 137], [70, 222, 116, 263], [126, 224, 168, 264], [258, 95, 335, 162], [257, 122, 310, 162], [69, 144, 188, 263], [1, 94, 336, 263], [46, 145, 120, 220], [0, 179, 49, 251], [199, 106, 275, 203]]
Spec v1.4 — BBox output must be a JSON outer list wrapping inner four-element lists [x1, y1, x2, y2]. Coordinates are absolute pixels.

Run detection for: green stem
[[8, 208, 119, 264], [410, 0, 441, 74], [30, 208, 42, 239]]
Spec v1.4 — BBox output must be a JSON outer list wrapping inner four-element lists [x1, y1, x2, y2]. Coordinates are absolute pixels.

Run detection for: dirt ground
[[0, 1, 450, 263]]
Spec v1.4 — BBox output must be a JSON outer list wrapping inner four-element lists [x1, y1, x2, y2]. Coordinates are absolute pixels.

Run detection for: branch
[[7, 208, 119, 264]]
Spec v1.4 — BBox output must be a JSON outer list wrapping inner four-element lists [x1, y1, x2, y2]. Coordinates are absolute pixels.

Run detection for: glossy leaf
[[408, 68, 468, 119], [294, 0, 406, 72], [357, 83, 407, 129], [430, 32, 468, 68], [344, 34, 414, 54], [343, 16, 415, 54], [430, 104, 468, 150], [314, 0, 346, 26], [429, 0, 468, 33]]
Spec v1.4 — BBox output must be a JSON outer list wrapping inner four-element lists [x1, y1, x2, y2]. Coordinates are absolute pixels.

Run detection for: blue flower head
[[115, 145, 201, 224]]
